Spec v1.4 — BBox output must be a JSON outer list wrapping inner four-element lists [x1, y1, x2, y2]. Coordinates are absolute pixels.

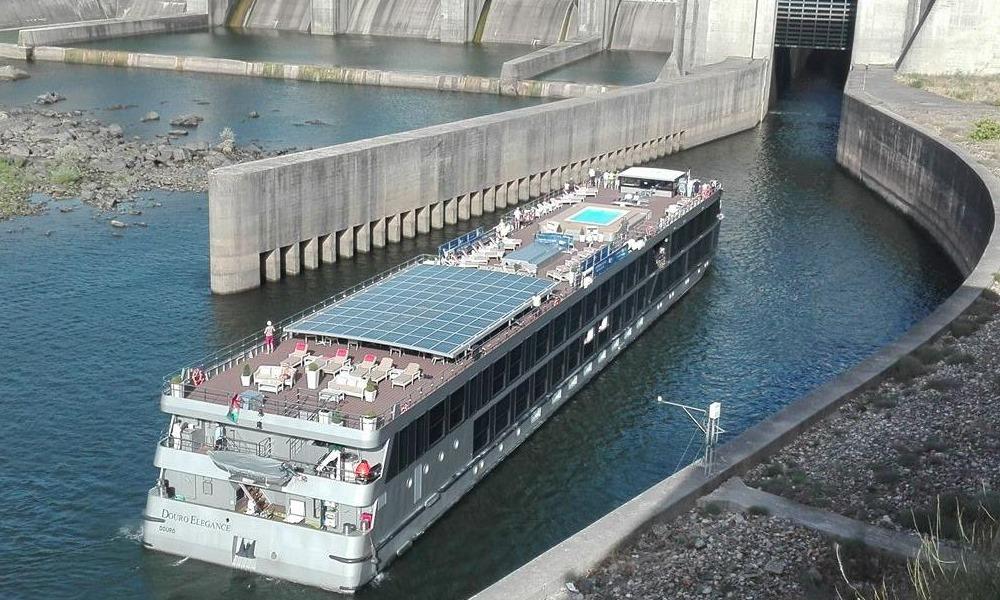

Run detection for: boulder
[[106, 124, 124, 138], [169, 114, 203, 128], [0, 65, 29, 81], [248, 111, 260, 119], [140, 111, 160, 123], [35, 91, 66, 105]]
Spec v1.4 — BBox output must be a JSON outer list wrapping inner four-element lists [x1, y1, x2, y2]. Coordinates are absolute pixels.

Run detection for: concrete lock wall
[[499, 36, 603, 85], [850, 0, 923, 66], [837, 70, 995, 277], [208, 58, 769, 294], [17, 13, 208, 47], [471, 66, 1000, 600]]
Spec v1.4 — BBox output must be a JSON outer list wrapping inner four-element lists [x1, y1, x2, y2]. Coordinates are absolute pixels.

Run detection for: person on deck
[[264, 321, 275, 353]]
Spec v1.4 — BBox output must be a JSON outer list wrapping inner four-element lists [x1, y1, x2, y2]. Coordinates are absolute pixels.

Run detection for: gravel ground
[[744, 287, 1000, 535], [581, 509, 911, 600]]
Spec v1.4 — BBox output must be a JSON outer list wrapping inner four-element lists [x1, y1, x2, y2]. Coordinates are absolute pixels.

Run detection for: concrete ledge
[[471, 66, 1000, 600], [0, 42, 30, 61], [26, 45, 613, 99], [17, 13, 208, 47], [499, 36, 603, 92]]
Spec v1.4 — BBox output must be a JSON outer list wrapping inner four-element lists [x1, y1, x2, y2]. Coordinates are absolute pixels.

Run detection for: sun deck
[[169, 177, 720, 432]]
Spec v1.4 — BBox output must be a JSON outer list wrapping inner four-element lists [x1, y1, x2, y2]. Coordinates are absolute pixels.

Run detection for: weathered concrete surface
[[609, 0, 675, 52], [897, 0, 1000, 75], [0, 43, 30, 61], [243, 0, 312, 31], [499, 36, 602, 88], [343, 0, 443, 38], [470, 66, 1000, 600], [479, 0, 576, 45], [851, 0, 923, 66], [0, 0, 190, 30], [28, 45, 612, 98], [839, 66, 995, 277], [703, 478, 966, 564], [673, 0, 776, 73], [209, 58, 768, 293], [17, 13, 208, 47]]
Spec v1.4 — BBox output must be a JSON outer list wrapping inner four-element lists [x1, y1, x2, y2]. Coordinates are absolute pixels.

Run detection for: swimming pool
[[565, 206, 628, 226]]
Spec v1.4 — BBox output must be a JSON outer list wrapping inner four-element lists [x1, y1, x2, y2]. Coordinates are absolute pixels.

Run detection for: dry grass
[[897, 73, 1000, 106]]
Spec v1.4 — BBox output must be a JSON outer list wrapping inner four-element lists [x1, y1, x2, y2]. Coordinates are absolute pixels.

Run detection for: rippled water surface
[[0, 61, 960, 599]]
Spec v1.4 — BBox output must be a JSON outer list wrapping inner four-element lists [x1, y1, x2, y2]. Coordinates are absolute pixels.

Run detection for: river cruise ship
[[142, 168, 723, 592]]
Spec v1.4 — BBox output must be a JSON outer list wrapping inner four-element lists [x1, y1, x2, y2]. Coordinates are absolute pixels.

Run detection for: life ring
[[190, 368, 206, 386]]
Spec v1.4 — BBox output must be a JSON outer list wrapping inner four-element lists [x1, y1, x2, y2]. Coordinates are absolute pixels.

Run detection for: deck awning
[[209, 451, 295, 486]]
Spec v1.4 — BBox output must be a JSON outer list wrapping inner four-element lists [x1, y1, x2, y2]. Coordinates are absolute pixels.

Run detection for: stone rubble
[[0, 105, 296, 214]]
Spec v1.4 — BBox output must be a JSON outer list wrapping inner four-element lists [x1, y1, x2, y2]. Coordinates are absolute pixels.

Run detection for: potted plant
[[240, 363, 252, 387], [331, 411, 344, 426], [363, 380, 378, 402], [170, 374, 183, 397], [306, 361, 321, 389], [360, 412, 378, 432]]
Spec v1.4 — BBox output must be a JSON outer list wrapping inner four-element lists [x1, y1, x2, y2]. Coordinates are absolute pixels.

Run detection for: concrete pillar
[[337, 228, 354, 259], [483, 187, 496, 213], [431, 202, 445, 229], [439, 0, 470, 43], [283, 243, 301, 276], [496, 184, 508, 209], [540, 171, 551, 194], [444, 198, 458, 225], [354, 224, 371, 254], [471, 191, 484, 217], [418, 206, 432, 233], [303, 237, 320, 270], [371, 218, 387, 248], [263, 249, 281, 282], [616, 149, 626, 170], [458, 194, 471, 220], [528, 175, 539, 199], [320, 234, 336, 263], [404, 210, 418, 238], [387, 214, 402, 243]]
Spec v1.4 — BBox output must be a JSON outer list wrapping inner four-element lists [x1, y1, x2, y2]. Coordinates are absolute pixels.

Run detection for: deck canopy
[[286, 264, 554, 358]]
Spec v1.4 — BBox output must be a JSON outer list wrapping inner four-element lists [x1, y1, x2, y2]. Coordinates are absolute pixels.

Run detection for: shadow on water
[[0, 54, 960, 600]]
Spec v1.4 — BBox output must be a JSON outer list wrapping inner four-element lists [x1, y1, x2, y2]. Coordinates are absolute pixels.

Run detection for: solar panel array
[[287, 264, 555, 358]]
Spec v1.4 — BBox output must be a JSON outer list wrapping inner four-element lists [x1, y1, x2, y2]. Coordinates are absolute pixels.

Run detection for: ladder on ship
[[240, 483, 270, 515]]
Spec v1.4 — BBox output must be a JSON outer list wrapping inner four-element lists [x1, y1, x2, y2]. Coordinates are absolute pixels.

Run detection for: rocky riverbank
[[0, 102, 295, 219], [578, 284, 1000, 600]]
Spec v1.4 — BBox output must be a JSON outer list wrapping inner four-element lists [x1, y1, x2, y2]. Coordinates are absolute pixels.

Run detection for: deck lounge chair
[[391, 363, 422, 388], [351, 353, 377, 378], [281, 341, 309, 368], [321, 348, 350, 375], [369, 357, 394, 383]]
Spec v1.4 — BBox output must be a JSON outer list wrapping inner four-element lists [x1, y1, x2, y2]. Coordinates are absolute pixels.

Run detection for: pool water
[[566, 206, 628, 226]]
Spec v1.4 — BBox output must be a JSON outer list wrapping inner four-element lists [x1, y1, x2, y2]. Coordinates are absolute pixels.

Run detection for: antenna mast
[[657, 396, 726, 474]]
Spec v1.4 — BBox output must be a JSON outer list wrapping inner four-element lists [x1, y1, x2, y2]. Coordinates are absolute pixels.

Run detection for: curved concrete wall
[[345, 0, 441, 38], [479, 0, 575, 45], [472, 65, 1000, 600], [609, 0, 674, 52]]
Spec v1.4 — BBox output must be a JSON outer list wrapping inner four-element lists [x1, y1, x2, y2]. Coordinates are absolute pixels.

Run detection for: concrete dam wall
[[208, 58, 769, 293], [478, 0, 576, 45], [241, 0, 313, 31], [344, 0, 441, 38], [609, 0, 675, 52], [0, 0, 191, 30]]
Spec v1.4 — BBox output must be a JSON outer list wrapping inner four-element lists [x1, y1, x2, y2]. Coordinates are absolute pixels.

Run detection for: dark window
[[566, 339, 581, 372], [508, 344, 523, 381], [514, 380, 530, 417], [549, 350, 565, 385], [428, 401, 446, 446], [473, 414, 491, 452], [569, 302, 583, 333], [552, 312, 567, 346], [521, 337, 535, 369], [464, 373, 483, 416], [492, 395, 511, 437], [611, 304, 624, 333], [532, 367, 548, 402], [491, 356, 507, 396], [584, 293, 597, 323], [613, 271, 625, 298], [534, 323, 549, 358], [449, 389, 465, 431], [599, 281, 611, 311]]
